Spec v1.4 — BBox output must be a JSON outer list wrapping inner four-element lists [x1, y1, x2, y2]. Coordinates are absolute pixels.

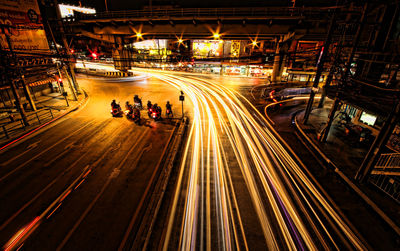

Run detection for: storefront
[[248, 66, 273, 77]]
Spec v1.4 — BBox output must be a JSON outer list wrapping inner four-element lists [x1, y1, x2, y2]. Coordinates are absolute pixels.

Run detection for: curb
[[292, 110, 400, 237], [0, 90, 89, 152], [123, 117, 188, 250], [264, 97, 316, 126]]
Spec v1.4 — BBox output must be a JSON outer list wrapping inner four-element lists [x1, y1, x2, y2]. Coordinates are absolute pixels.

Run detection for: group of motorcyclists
[[111, 95, 173, 123]]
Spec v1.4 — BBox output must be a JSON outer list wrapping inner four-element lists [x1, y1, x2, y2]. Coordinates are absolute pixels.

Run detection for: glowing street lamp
[[213, 33, 221, 39], [91, 52, 98, 59], [136, 32, 143, 38]]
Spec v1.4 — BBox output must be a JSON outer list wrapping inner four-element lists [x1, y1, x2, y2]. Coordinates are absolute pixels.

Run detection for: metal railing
[[375, 153, 400, 170], [0, 108, 54, 139], [63, 6, 360, 22], [369, 153, 400, 203]]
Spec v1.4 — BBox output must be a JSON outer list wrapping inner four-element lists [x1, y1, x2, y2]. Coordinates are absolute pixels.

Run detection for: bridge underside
[[70, 22, 330, 44]]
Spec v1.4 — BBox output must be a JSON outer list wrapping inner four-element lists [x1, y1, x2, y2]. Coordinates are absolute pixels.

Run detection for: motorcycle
[[111, 104, 122, 117], [166, 108, 173, 118], [151, 109, 161, 121], [133, 112, 141, 124]]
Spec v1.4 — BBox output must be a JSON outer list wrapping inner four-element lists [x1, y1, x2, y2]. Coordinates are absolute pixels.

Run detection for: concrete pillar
[[319, 97, 341, 143], [271, 41, 281, 83]]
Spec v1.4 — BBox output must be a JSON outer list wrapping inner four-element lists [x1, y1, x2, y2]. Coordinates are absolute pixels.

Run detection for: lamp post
[[179, 91, 185, 119]]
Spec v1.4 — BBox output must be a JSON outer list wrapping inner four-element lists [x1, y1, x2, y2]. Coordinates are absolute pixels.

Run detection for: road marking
[[2, 164, 91, 251], [56, 128, 150, 251], [0, 121, 96, 183], [0, 152, 90, 231], [0, 141, 41, 167]]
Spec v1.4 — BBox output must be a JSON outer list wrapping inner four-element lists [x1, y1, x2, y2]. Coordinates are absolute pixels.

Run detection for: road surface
[[1, 68, 374, 250], [139, 71, 368, 250], [0, 73, 180, 251]]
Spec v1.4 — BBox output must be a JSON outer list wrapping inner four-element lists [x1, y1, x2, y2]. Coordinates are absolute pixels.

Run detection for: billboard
[[58, 4, 95, 18], [192, 40, 223, 58], [0, 0, 49, 51]]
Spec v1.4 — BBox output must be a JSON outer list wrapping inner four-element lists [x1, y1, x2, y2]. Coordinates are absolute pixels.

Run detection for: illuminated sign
[[360, 112, 377, 126], [0, 0, 49, 51], [192, 40, 223, 58], [133, 39, 167, 50], [58, 4, 96, 18], [231, 41, 240, 57]]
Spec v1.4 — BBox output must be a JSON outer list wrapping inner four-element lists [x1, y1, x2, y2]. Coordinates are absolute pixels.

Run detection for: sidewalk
[[293, 103, 400, 235], [0, 89, 86, 146]]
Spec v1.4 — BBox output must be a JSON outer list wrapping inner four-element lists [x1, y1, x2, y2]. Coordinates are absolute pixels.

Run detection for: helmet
[[112, 99, 116, 102], [134, 94, 138, 97], [147, 100, 151, 103], [126, 101, 129, 104], [167, 101, 170, 104]]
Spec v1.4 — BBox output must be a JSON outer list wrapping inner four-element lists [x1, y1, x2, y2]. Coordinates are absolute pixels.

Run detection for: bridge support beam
[[112, 36, 133, 72], [271, 39, 287, 83]]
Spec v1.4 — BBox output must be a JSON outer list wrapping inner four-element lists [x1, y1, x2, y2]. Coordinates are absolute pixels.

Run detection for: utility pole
[[46, 20, 78, 101], [54, 0, 80, 94], [319, 3, 368, 142], [0, 25, 29, 126], [3, 26, 37, 112], [303, 10, 336, 124]]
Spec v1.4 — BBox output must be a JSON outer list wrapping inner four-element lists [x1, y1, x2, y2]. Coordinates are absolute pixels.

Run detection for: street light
[[136, 32, 143, 38], [213, 33, 221, 39], [179, 91, 185, 118]]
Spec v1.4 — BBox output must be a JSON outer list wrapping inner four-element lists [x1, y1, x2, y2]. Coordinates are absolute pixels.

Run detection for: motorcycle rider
[[125, 101, 133, 113], [147, 100, 152, 110], [157, 105, 162, 116], [134, 95, 142, 108], [111, 99, 117, 108], [166, 101, 172, 116], [152, 103, 158, 112], [133, 106, 140, 121]]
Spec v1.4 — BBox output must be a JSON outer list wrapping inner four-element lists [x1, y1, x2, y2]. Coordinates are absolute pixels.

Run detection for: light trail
[[146, 71, 367, 250]]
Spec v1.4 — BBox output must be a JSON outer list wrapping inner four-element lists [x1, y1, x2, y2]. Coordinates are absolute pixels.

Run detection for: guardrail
[[375, 153, 400, 170], [63, 6, 359, 22], [369, 153, 400, 203], [0, 108, 54, 139]]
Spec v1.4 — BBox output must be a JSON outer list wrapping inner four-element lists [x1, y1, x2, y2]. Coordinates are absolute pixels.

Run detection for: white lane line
[[0, 121, 96, 183], [0, 141, 41, 167]]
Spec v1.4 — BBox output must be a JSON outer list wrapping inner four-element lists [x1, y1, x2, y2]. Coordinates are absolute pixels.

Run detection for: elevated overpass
[[63, 6, 362, 42]]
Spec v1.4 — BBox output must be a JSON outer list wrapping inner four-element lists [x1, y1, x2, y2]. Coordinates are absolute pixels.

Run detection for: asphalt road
[[0, 68, 389, 250], [0, 73, 180, 251], [140, 71, 370, 250]]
